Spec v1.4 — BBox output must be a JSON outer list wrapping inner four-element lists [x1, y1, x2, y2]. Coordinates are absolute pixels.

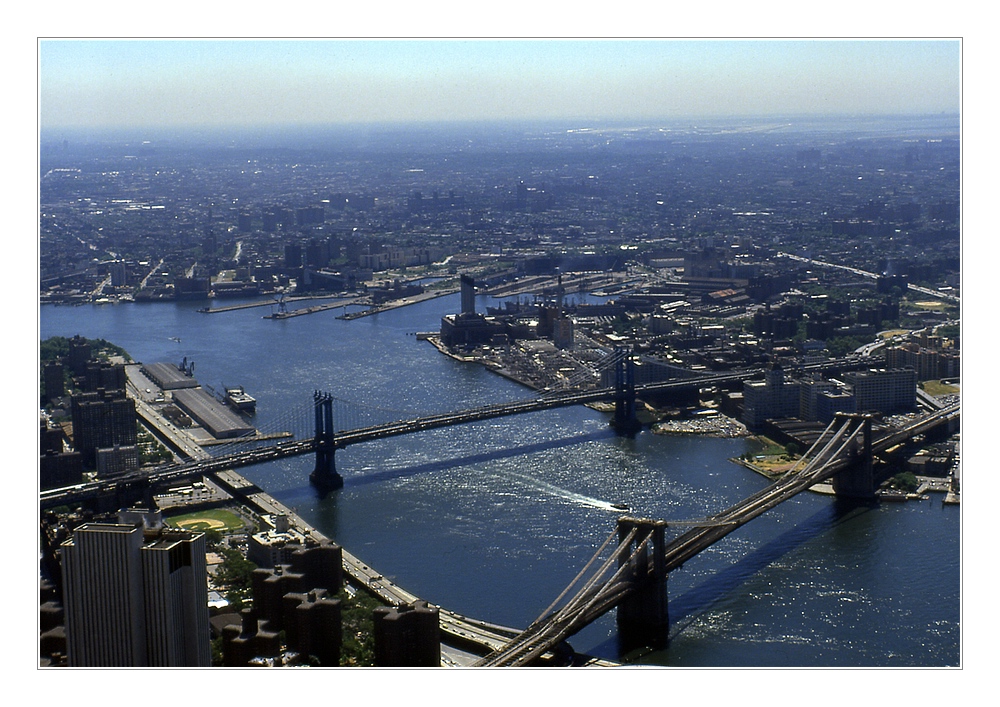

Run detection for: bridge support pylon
[[616, 517, 668, 652], [309, 391, 344, 494], [611, 347, 643, 436], [831, 413, 876, 500]]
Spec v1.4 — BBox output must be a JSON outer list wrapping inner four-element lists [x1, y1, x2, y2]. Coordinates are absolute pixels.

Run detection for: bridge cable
[[529, 526, 622, 626], [504, 534, 655, 667]]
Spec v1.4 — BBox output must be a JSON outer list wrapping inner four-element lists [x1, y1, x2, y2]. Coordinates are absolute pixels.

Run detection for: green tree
[[214, 546, 257, 612], [340, 589, 380, 666], [889, 472, 919, 493], [825, 336, 865, 358], [210, 636, 224, 667]]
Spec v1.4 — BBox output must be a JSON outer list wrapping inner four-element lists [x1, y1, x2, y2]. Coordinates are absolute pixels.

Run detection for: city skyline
[[39, 39, 960, 133]]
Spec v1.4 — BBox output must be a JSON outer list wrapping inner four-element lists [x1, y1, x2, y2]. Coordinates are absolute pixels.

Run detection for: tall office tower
[[60, 512, 210, 666], [460, 274, 476, 315]]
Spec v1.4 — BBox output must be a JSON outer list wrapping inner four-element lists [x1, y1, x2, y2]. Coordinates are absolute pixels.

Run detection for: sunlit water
[[40, 294, 960, 666]]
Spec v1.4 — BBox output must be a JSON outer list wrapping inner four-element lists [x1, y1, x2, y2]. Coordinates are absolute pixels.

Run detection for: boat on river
[[224, 386, 257, 414]]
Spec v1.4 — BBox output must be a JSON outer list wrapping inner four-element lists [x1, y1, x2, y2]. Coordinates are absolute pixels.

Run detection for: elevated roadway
[[777, 252, 960, 304], [40, 360, 877, 511]]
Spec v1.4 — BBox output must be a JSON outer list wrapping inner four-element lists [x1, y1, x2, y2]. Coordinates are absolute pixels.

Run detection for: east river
[[39, 294, 960, 667]]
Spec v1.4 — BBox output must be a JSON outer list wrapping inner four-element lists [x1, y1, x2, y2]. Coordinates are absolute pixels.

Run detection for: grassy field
[[166, 508, 246, 533], [879, 329, 910, 339], [921, 379, 960, 396]]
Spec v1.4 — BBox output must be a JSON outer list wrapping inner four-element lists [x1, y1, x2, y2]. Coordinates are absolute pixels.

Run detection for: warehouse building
[[171, 388, 255, 439], [141, 361, 199, 390]]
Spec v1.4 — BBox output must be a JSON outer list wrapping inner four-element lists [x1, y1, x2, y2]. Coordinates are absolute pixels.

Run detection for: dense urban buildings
[[38, 115, 961, 668]]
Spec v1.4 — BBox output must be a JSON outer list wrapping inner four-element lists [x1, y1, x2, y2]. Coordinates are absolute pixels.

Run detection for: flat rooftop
[[142, 362, 199, 390], [172, 388, 256, 439]]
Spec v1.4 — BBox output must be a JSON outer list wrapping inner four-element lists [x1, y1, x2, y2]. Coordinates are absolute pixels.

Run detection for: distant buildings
[[742, 366, 802, 428], [440, 274, 504, 347], [886, 342, 960, 381], [842, 368, 917, 415], [59, 509, 210, 667], [742, 365, 917, 430]]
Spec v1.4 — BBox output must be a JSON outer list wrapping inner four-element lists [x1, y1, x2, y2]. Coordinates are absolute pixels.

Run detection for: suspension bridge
[[41, 348, 731, 508], [39, 350, 943, 512], [40, 349, 958, 664], [472, 402, 960, 666]]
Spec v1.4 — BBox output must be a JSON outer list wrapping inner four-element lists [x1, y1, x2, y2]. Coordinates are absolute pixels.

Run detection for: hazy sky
[[39, 39, 960, 131]]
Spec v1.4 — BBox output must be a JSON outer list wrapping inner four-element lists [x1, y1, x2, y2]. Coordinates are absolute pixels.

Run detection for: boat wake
[[507, 472, 627, 512]]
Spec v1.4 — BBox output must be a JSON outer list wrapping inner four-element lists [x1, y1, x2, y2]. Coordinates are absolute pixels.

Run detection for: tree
[[339, 589, 379, 666], [889, 472, 919, 494], [214, 546, 257, 612]]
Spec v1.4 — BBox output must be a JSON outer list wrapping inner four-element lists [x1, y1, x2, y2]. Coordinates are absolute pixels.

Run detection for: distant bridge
[[40, 352, 904, 511], [41, 350, 772, 509]]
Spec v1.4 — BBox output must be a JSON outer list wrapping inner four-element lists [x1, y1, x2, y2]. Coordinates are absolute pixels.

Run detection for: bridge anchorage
[[609, 347, 642, 436], [309, 390, 344, 494]]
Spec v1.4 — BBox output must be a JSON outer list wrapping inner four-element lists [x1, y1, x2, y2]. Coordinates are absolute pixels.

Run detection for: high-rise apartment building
[[60, 510, 210, 666], [70, 389, 137, 468], [742, 365, 801, 428], [67, 335, 91, 376], [43, 362, 65, 403], [842, 368, 917, 415]]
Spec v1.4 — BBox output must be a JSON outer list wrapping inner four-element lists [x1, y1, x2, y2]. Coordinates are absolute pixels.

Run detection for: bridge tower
[[309, 391, 344, 493], [831, 413, 875, 499], [616, 517, 669, 651], [611, 347, 642, 436]]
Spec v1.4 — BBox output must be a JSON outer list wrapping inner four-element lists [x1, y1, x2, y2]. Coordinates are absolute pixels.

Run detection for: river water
[[39, 294, 961, 667]]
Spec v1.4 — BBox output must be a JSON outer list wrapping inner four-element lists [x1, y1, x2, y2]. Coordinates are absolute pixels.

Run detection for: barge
[[224, 386, 257, 415]]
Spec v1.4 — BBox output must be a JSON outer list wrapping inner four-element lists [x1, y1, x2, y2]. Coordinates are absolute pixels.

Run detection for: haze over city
[[27, 26, 988, 700], [39, 39, 959, 132]]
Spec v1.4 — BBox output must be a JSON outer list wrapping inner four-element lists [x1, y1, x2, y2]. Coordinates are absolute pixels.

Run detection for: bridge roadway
[[475, 402, 960, 666], [41, 370, 751, 507], [777, 252, 961, 304], [40, 361, 880, 511]]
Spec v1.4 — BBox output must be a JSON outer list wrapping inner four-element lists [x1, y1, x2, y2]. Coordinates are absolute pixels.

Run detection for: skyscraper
[[60, 510, 210, 666], [460, 274, 476, 315]]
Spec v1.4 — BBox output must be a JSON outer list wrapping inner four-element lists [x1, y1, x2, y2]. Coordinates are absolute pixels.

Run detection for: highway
[[777, 252, 960, 304]]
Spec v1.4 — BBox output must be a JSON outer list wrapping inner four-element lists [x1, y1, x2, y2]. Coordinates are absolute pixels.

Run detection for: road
[[778, 252, 960, 303]]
